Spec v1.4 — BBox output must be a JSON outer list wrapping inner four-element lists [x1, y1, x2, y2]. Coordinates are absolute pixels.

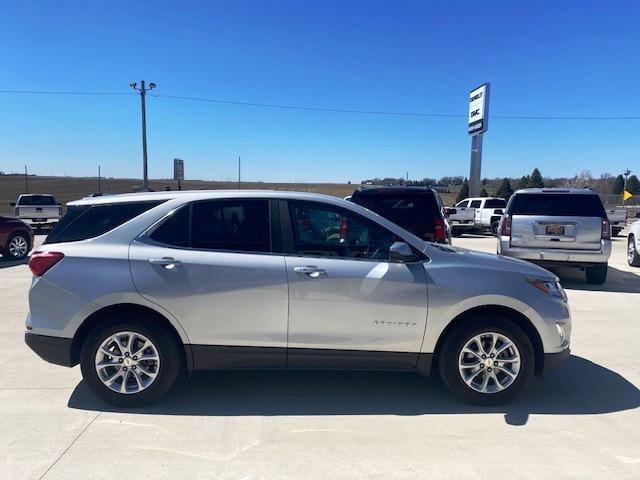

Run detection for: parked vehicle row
[[25, 191, 570, 407]]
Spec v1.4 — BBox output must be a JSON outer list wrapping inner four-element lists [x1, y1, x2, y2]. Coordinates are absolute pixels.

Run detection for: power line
[[1, 89, 639, 120]]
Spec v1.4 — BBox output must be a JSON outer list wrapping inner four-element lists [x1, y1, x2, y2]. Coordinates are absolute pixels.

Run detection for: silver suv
[[498, 188, 611, 284], [25, 191, 571, 407]]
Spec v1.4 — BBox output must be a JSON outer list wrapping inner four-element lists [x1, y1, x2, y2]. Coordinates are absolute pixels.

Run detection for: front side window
[[192, 200, 270, 252], [150, 206, 190, 247], [456, 200, 469, 207], [289, 202, 394, 260]]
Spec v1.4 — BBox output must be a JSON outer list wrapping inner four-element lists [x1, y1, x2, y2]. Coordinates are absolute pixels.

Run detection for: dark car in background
[[349, 187, 451, 244], [0, 216, 34, 261]]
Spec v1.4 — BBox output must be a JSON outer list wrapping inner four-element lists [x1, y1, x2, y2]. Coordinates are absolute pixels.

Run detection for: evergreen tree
[[627, 175, 640, 194], [479, 188, 489, 197], [613, 174, 625, 194], [528, 168, 545, 188], [495, 178, 514, 200], [516, 175, 530, 190], [456, 181, 470, 203]]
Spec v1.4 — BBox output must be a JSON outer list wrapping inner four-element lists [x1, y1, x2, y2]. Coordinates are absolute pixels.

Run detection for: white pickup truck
[[11, 194, 62, 230], [446, 197, 506, 236], [605, 207, 626, 237]]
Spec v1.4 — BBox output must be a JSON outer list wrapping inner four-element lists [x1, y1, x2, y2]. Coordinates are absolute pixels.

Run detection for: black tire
[[438, 316, 535, 406], [452, 228, 463, 238], [611, 228, 621, 238], [628, 236, 640, 267], [490, 221, 500, 236], [80, 314, 183, 407], [3, 232, 30, 260], [585, 263, 608, 285]]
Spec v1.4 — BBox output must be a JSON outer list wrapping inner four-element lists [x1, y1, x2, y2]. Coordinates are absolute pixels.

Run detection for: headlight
[[527, 277, 567, 299]]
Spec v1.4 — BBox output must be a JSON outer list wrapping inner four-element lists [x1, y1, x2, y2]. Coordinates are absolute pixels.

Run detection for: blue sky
[[1, 0, 638, 182]]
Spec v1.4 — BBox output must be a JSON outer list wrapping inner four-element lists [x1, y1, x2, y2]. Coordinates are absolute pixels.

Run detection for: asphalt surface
[[1, 233, 638, 479]]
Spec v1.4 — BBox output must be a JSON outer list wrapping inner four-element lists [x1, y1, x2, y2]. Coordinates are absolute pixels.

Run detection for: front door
[[283, 201, 428, 370]]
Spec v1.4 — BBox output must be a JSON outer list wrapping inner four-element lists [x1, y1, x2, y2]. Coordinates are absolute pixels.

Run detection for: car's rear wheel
[[490, 221, 500, 236], [612, 228, 621, 237], [4, 233, 29, 260], [628, 236, 640, 267], [438, 316, 534, 405], [585, 263, 608, 285], [80, 315, 183, 407]]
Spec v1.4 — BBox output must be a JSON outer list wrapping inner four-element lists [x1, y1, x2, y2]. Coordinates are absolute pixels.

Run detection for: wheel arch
[[431, 304, 544, 376], [70, 303, 193, 373], [5, 229, 32, 251]]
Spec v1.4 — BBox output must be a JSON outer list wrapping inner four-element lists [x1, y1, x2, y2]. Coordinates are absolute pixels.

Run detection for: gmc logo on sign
[[470, 108, 480, 117]]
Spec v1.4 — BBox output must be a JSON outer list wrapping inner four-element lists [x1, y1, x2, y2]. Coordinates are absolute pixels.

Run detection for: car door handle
[[148, 257, 181, 269], [293, 266, 327, 277]]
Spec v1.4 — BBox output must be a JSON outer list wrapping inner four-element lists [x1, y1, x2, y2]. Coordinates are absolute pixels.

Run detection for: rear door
[[509, 193, 605, 250], [129, 199, 288, 368], [283, 200, 428, 370]]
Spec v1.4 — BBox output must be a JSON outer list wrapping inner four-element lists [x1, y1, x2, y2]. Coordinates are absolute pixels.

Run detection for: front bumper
[[541, 347, 570, 377], [25, 332, 75, 367]]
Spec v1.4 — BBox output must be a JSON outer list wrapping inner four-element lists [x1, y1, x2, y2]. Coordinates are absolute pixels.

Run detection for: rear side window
[[192, 200, 270, 252], [45, 201, 163, 244], [18, 195, 57, 206], [484, 199, 506, 208], [509, 194, 606, 217], [469, 200, 482, 208]]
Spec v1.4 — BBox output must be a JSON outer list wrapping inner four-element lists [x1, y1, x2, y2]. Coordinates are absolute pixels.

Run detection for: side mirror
[[10, 202, 16, 207], [389, 241, 418, 263]]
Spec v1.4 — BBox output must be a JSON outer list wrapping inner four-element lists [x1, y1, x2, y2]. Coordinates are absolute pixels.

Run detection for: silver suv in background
[[25, 191, 570, 407], [498, 188, 611, 284]]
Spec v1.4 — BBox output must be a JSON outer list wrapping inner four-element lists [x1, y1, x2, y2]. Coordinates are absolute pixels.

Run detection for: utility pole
[[623, 168, 632, 206], [238, 156, 241, 189], [24, 165, 28, 193], [98, 165, 101, 193], [130, 80, 156, 191]]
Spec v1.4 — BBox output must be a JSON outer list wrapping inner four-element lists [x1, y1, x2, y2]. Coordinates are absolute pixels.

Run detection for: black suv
[[349, 187, 451, 244]]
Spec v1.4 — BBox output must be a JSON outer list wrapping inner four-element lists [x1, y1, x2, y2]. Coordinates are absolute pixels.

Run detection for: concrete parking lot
[[1, 233, 638, 479]]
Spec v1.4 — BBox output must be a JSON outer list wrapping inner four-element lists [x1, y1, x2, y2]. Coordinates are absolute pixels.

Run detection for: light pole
[[130, 81, 156, 190]]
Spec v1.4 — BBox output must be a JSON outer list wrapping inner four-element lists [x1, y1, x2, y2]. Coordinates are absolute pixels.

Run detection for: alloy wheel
[[8, 235, 28, 258], [458, 332, 521, 394], [94, 331, 160, 394]]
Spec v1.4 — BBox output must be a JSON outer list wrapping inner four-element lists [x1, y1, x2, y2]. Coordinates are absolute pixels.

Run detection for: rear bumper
[[25, 332, 75, 367], [498, 237, 611, 266], [541, 347, 570, 377], [21, 218, 59, 226]]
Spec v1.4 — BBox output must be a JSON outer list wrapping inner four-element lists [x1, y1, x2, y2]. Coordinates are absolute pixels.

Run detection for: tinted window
[[351, 192, 439, 236], [150, 206, 190, 247], [509, 194, 606, 217], [18, 195, 57, 206], [192, 200, 270, 252], [289, 202, 394, 260], [484, 199, 506, 208], [45, 201, 163, 244], [456, 200, 469, 207], [469, 200, 482, 208]]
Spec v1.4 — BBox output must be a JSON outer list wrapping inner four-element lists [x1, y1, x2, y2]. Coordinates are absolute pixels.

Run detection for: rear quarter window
[[484, 199, 506, 208], [45, 201, 164, 244], [509, 194, 606, 217]]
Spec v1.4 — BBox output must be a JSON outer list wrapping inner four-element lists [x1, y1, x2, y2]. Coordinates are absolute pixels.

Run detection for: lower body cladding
[[25, 333, 569, 378]]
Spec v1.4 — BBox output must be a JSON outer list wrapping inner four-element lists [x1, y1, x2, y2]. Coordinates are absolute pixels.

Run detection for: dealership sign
[[468, 83, 489, 135], [173, 158, 184, 181]]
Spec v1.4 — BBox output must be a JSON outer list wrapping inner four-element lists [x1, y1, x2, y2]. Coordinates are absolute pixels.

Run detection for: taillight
[[601, 218, 611, 240], [501, 215, 512, 237], [14, 207, 19, 216], [29, 251, 64, 277], [340, 217, 349, 241], [434, 216, 446, 243], [58, 206, 63, 216]]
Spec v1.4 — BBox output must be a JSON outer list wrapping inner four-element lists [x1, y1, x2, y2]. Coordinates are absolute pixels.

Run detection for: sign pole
[[469, 134, 483, 197]]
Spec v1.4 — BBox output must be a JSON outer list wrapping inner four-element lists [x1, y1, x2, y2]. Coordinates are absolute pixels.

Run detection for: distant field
[[0, 175, 462, 214]]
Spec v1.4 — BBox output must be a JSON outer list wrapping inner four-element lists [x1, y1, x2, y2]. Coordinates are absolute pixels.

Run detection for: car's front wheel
[[438, 316, 535, 405], [80, 315, 183, 407]]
